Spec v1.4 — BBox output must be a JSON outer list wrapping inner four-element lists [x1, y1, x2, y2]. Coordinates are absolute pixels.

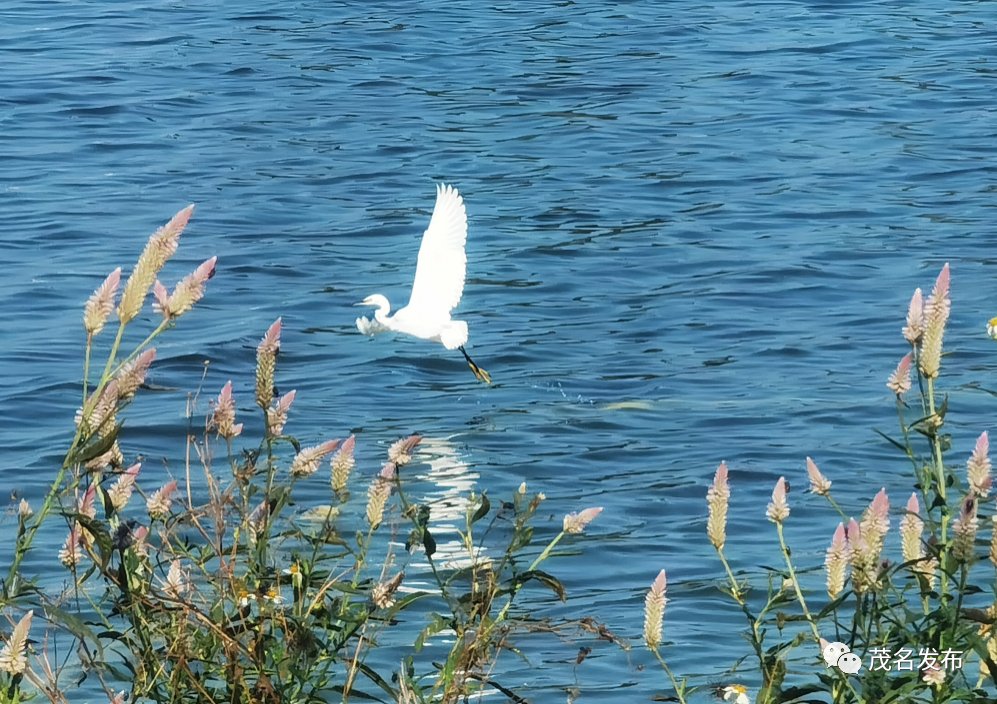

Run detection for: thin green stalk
[[925, 377, 951, 599], [775, 523, 822, 646], [651, 649, 688, 704], [99, 321, 128, 383], [716, 548, 769, 682]]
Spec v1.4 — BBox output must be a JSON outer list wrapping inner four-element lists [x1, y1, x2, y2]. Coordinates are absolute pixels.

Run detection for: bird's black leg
[[459, 346, 491, 384]]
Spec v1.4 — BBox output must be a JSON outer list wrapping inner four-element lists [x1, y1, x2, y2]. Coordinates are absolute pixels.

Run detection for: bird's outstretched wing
[[406, 184, 468, 316]]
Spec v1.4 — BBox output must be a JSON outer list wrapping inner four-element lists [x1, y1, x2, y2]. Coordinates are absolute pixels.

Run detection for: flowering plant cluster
[[642, 263, 997, 704], [0, 207, 609, 704]]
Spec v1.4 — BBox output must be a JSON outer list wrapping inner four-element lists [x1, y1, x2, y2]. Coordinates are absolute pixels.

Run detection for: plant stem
[[776, 523, 822, 646], [716, 548, 769, 681], [651, 649, 688, 704]]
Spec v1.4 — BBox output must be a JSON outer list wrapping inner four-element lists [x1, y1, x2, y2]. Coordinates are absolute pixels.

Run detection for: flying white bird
[[356, 184, 491, 384]]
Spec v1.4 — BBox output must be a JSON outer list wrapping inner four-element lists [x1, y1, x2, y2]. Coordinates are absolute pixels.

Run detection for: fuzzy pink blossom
[[766, 477, 789, 523], [290, 439, 341, 477], [886, 353, 912, 396], [211, 380, 243, 439], [563, 506, 603, 534], [642, 569, 667, 649], [153, 256, 217, 320], [967, 431, 991, 498], [919, 264, 951, 379], [0, 610, 33, 675], [806, 457, 832, 495], [118, 205, 194, 324], [84, 268, 121, 336], [266, 389, 296, 436], [116, 348, 157, 399], [147, 480, 178, 520], [825, 523, 848, 599], [903, 288, 924, 344], [255, 318, 282, 409], [331, 434, 356, 493], [108, 462, 142, 511], [706, 461, 730, 549]]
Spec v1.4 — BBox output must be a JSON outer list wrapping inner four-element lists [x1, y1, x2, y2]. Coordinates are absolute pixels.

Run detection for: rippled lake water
[[2, 1, 997, 701]]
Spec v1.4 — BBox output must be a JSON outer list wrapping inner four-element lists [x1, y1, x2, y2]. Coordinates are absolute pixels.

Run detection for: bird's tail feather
[[440, 320, 468, 350]]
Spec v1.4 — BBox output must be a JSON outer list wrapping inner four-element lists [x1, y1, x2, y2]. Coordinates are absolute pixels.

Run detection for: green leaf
[[414, 613, 451, 652], [471, 493, 490, 524], [513, 570, 566, 601], [71, 424, 121, 465], [422, 527, 437, 558]]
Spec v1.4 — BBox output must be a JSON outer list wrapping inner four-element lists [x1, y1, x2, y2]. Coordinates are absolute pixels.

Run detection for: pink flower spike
[[379, 461, 398, 481], [905, 492, 920, 515], [903, 288, 924, 344], [79, 483, 97, 519], [869, 488, 889, 524], [766, 477, 789, 523], [290, 439, 341, 477], [151, 280, 170, 317], [259, 317, 282, 355], [968, 431, 992, 497], [84, 267, 122, 336], [276, 389, 296, 413], [933, 263, 950, 302], [845, 518, 861, 547], [886, 353, 912, 396], [563, 506, 603, 534], [806, 457, 832, 495], [147, 479, 179, 520]]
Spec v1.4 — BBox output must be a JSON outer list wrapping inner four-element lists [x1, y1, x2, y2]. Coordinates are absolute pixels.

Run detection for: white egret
[[355, 184, 491, 384]]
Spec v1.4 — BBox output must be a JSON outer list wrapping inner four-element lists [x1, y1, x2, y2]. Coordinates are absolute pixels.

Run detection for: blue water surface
[[2, 1, 997, 701]]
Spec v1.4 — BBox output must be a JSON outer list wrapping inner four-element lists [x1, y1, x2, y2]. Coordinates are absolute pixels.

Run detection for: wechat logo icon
[[822, 640, 862, 675]]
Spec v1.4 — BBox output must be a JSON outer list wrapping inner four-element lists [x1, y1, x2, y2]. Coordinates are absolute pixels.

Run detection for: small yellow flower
[[988, 316, 997, 340]]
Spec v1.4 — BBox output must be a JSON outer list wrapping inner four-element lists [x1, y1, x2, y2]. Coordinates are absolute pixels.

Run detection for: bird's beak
[[353, 301, 367, 307]]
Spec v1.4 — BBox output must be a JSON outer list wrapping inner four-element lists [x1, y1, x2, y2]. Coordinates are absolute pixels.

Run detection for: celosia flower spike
[[211, 380, 243, 439], [115, 348, 157, 400], [108, 462, 141, 511], [118, 205, 194, 323], [967, 431, 992, 498], [563, 506, 603, 534], [256, 318, 282, 409], [825, 523, 848, 598], [155, 256, 217, 320], [372, 572, 405, 609], [989, 515, 997, 568], [388, 435, 422, 466], [160, 559, 189, 599], [806, 457, 832, 496], [59, 525, 82, 569], [903, 288, 924, 344], [952, 495, 978, 562], [147, 479, 178, 520], [0, 610, 33, 676], [919, 263, 951, 379], [766, 477, 789, 523], [861, 488, 890, 548], [706, 461, 730, 549], [331, 434, 356, 494], [84, 268, 121, 337], [290, 439, 341, 477], [642, 569, 667, 650], [266, 389, 296, 436], [886, 353, 912, 396], [366, 462, 397, 529], [900, 493, 923, 565]]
